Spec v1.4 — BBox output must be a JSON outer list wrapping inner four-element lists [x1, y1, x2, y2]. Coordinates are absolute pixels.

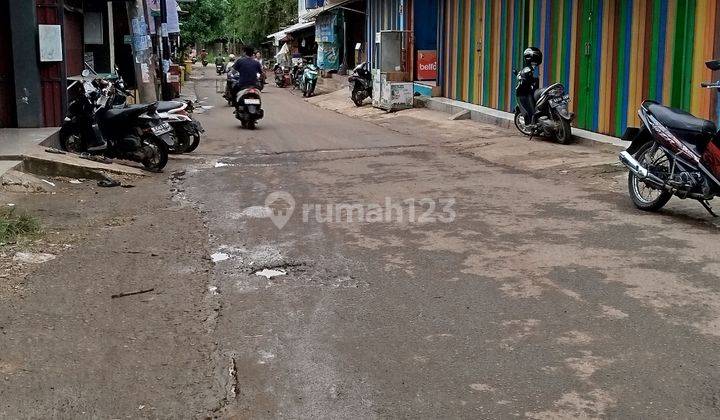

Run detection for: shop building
[[440, 0, 720, 137]]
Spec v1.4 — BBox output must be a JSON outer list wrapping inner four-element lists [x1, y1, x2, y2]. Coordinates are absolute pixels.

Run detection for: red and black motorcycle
[[620, 59, 720, 216]]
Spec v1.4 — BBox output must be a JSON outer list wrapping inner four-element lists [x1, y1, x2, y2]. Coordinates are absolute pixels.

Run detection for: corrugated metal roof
[[301, 0, 358, 20], [266, 20, 316, 41]]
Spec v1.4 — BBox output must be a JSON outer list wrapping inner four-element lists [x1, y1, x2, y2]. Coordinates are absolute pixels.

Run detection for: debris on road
[[41, 179, 55, 187], [211, 252, 230, 262], [111, 288, 155, 299], [97, 178, 121, 188], [254, 268, 287, 279], [13, 252, 56, 264]]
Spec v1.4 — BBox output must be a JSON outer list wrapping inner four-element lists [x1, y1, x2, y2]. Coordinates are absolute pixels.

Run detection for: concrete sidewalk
[[0, 128, 60, 178], [306, 88, 627, 191], [0, 128, 147, 181]]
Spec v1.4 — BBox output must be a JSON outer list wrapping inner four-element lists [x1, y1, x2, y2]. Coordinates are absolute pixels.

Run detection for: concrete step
[[0, 128, 60, 160], [18, 146, 146, 180], [0, 160, 21, 178]]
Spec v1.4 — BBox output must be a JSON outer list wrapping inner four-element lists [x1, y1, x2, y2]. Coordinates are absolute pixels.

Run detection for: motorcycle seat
[[157, 101, 184, 112], [533, 86, 550, 102], [646, 101, 716, 142], [102, 104, 149, 122]]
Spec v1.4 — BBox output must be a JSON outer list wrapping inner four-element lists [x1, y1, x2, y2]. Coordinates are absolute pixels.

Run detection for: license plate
[[244, 98, 261, 105], [152, 122, 172, 135]]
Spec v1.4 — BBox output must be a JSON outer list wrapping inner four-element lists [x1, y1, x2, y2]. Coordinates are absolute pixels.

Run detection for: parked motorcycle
[[349, 62, 372, 106], [514, 47, 573, 144], [299, 62, 319, 97], [108, 70, 204, 154], [273, 64, 291, 87], [59, 71, 173, 172], [619, 59, 720, 216], [291, 63, 303, 88]]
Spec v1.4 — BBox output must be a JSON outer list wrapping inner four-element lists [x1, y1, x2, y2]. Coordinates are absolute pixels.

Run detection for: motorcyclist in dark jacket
[[232, 46, 263, 90]]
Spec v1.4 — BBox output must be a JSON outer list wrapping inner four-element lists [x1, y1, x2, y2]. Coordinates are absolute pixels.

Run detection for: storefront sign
[[38, 25, 63, 62], [417, 50, 437, 81]]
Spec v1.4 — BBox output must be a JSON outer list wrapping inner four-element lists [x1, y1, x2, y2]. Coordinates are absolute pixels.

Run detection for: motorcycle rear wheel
[[142, 137, 169, 172], [555, 116, 573, 144], [184, 134, 201, 153], [171, 129, 191, 154], [628, 142, 672, 212]]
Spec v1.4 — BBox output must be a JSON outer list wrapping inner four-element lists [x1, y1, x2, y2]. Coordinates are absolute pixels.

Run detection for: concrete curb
[[19, 146, 146, 180], [415, 96, 628, 153]]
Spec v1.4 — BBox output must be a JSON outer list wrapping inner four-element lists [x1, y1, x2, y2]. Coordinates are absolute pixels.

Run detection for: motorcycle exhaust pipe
[[619, 151, 649, 179], [619, 151, 668, 189]]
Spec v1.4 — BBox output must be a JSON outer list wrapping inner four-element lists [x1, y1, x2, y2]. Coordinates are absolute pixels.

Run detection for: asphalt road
[[3, 68, 720, 418]]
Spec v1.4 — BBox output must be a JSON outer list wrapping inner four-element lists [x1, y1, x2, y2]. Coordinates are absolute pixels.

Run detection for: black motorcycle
[[59, 73, 174, 172], [215, 57, 226, 75], [290, 63, 303, 89], [107, 70, 203, 154], [227, 70, 264, 129], [514, 47, 573, 144], [349, 62, 372, 107], [619, 59, 720, 216], [273, 64, 291, 87]]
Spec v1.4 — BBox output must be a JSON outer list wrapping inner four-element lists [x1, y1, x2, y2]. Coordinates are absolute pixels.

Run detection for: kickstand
[[701, 200, 718, 217]]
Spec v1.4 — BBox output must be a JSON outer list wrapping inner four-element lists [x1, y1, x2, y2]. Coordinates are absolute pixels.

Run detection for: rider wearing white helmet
[[226, 54, 236, 72]]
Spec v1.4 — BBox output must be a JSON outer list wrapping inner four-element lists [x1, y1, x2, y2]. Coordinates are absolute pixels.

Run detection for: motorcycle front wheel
[[513, 110, 533, 136], [351, 90, 366, 107], [628, 142, 672, 212], [141, 137, 169, 172], [59, 125, 87, 153]]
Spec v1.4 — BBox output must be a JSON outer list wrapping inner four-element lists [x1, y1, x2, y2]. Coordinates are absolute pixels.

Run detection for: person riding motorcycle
[[232, 47, 263, 91], [225, 54, 236, 73]]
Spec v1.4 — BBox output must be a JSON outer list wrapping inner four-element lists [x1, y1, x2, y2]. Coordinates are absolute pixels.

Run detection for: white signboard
[[38, 25, 63, 62]]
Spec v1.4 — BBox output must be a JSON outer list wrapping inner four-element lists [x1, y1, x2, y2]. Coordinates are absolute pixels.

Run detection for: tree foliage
[[181, 0, 297, 47]]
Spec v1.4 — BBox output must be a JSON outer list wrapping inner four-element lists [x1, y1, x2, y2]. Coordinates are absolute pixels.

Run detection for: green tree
[[180, 0, 230, 45], [181, 0, 297, 47]]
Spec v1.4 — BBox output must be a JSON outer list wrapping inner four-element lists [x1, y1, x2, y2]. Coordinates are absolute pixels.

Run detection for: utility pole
[[160, 0, 172, 100], [127, 0, 157, 102]]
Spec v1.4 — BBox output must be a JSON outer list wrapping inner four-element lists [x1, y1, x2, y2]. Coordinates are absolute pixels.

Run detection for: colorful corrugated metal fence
[[442, 0, 720, 136]]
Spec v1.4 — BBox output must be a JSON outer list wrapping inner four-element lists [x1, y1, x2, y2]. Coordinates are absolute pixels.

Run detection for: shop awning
[[266, 20, 316, 43], [301, 0, 363, 20]]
